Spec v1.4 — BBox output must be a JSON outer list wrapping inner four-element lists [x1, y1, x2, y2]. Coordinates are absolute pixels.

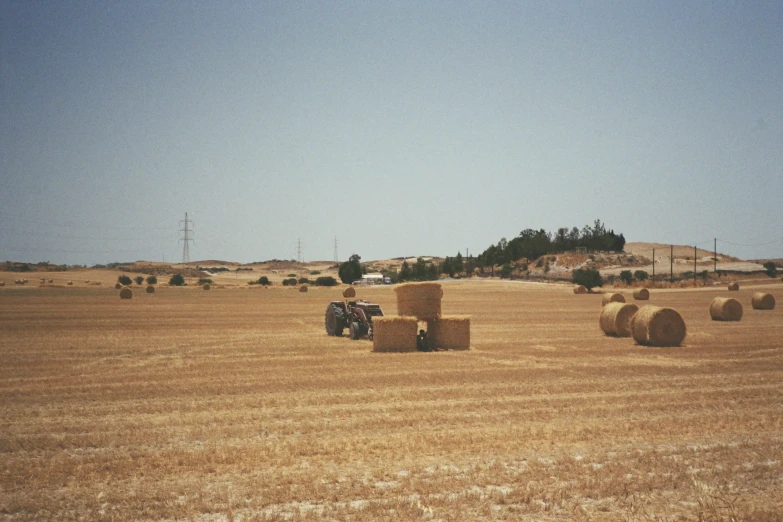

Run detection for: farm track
[[1, 282, 783, 520]]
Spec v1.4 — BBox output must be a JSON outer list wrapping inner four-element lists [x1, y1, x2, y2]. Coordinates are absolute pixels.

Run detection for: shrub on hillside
[[134, 276, 145, 285], [146, 275, 157, 285], [764, 261, 777, 277], [257, 276, 270, 286], [634, 270, 649, 282], [315, 276, 338, 287], [117, 275, 132, 286], [169, 274, 185, 286], [572, 267, 603, 290], [619, 270, 633, 284], [197, 278, 213, 285], [282, 278, 297, 286], [298, 277, 311, 285]]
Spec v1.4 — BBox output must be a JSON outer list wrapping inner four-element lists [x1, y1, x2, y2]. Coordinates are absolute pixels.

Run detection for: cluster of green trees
[[476, 220, 625, 270], [118, 275, 157, 286], [619, 270, 649, 284]]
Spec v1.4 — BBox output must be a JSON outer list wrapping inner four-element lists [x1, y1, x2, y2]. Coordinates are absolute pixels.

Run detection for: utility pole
[[694, 245, 697, 287], [714, 238, 717, 273], [179, 212, 193, 264], [333, 237, 338, 264], [652, 248, 655, 280], [670, 245, 674, 283]]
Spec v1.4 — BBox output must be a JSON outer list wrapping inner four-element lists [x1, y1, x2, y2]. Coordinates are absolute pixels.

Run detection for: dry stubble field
[[1, 281, 783, 521]]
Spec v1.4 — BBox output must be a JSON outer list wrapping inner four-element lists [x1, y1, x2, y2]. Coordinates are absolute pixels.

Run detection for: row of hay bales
[[709, 293, 775, 321], [600, 302, 687, 346], [372, 282, 470, 352], [117, 283, 219, 298], [599, 289, 777, 346]]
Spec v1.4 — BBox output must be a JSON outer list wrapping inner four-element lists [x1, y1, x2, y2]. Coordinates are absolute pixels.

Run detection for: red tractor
[[325, 299, 384, 340]]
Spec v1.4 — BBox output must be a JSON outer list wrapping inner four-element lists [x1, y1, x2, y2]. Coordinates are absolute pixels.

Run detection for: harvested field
[[1, 282, 783, 520]]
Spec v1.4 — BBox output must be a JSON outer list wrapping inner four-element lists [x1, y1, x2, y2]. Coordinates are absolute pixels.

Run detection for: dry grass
[[1, 282, 783, 520]]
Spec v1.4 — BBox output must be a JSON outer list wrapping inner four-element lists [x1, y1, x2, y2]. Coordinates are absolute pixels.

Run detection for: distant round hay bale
[[299, 285, 308, 293], [48, 279, 53, 283], [0, 281, 5, 287], [115, 283, 122, 289], [67, 281, 73, 285], [601, 293, 626, 306], [632, 288, 650, 300], [394, 282, 442, 319], [710, 297, 743, 321], [600, 302, 639, 337], [573, 285, 587, 294], [342, 286, 356, 298], [631, 305, 686, 347], [119, 287, 133, 299], [728, 282, 739, 291], [751, 292, 775, 310], [372, 316, 417, 352], [429, 316, 471, 350], [146, 285, 155, 294], [203, 283, 211, 290]]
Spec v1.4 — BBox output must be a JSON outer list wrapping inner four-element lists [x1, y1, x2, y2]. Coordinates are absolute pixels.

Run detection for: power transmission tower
[[296, 238, 302, 264], [179, 212, 193, 264], [333, 237, 338, 263]]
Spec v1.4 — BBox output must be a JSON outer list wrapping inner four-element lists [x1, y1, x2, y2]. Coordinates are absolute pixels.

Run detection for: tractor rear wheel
[[349, 321, 361, 340], [325, 304, 346, 336]]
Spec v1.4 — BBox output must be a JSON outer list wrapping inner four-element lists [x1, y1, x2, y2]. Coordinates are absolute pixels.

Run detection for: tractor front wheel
[[349, 321, 361, 340]]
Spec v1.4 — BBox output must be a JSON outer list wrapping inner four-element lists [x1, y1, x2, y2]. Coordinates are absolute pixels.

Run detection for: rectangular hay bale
[[429, 315, 471, 351], [394, 282, 443, 319], [372, 316, 418, 353]]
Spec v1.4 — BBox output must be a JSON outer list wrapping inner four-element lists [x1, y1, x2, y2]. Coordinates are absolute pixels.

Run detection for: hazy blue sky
[[1, 1, 781, 265]]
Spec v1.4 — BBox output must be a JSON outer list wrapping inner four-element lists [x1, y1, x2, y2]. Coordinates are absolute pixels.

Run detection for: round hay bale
[[146, 285, 155, 294], [394, 282, 442, 319], [632, 288, 650, 300], [115, 282, 122, 289], [573, 285, 587, 294], [429, 315, 471, 350], [342, 286, 356, 298], [299, 285, 308, 293], [203, 283, 211, 290], [710, 297, 743, 321], [599, 302, 639, 337], [728, 282, 739, 291], [751, 292, 775, 310], [0, 281, 5, 287], [372, 316, 418, 352], [119, 287, 133, 299], [601, 293, 626, 306], [631, 305, 686, 347]]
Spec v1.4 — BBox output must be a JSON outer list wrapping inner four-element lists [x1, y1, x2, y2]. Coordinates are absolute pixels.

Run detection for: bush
[[117, 275, 132, 286], [197, 278, 213, 285], [146, 275, 157, 285], [134, 276, 144, 286], [169, 274, 185, 286], [619, 270, 633, 284], [282, 278, 297, 286], [298, 277, 311, 285], [287, 273, 297, 278], [257, 276, 270, 286], [764, 261, 777, 277], [499, 264, 513, 278], [315, 276, 338, 286], [309, 270, 321, 275], [633, 270, 649, 282], [338, 255, 362, 284], [572, 267, 603, 290]]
